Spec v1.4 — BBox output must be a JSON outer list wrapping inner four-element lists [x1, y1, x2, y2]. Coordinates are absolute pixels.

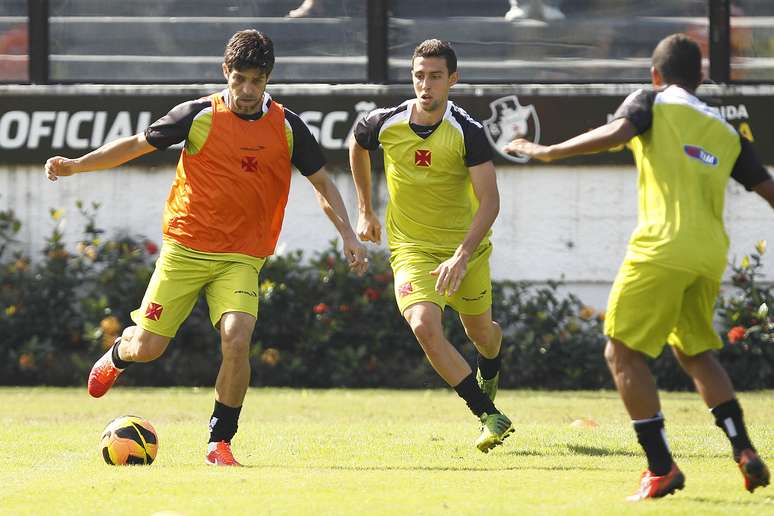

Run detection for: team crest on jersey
[[483, 95, 541, 164], [683, 145, 719, 166], [144, 302, 163, 321], [241, 156, 258, 172], [414, 149, 432, 167]]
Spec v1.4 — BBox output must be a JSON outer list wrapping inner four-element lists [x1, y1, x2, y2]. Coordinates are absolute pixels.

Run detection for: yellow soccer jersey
[[613, 85, 770, 280], [354, 99, 494, 253]]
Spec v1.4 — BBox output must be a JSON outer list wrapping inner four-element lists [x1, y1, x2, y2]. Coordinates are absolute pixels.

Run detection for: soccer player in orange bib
[[45, 30, 367, 466], [506, 34, 773, 500]]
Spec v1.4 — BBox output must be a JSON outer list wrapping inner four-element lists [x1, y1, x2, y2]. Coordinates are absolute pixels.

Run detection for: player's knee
[[465, 321, 500, 351], [220, 333, 250, 361], [672, 347, 709, 373], [410, 320, 442, 350]]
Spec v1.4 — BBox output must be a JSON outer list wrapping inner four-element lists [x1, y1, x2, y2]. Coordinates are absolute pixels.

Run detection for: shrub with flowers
[[1, 202, 772, 389], [712, 240, 774, 389]]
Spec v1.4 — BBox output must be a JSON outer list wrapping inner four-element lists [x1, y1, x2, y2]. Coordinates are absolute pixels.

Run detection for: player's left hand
[[431, 251, 469, 296], [343, 236, 369, 276], [504, 138, 553, 162]]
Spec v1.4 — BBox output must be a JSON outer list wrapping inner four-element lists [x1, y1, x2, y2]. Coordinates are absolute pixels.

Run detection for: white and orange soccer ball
[[100, 415, 158, 465]]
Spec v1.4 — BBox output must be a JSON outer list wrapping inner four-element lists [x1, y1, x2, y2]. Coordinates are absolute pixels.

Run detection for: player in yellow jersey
[[506, 34, 774, 500], [350, 39, 513, 452]]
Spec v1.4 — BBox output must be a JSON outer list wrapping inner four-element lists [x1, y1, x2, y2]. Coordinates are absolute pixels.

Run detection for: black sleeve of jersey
[[730, 136, 772, 191], [449, 106, 493, 167], [284, 108, 326, 176], [353, 110, 385, 151], [144, 98, 210, 150], [611, 89, 655, 135], [462, 122, 493, 167]]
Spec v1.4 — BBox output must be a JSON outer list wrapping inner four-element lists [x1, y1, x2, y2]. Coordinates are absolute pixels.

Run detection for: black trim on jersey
[[409, 120, 442, 139], [731, 136, 772, 191], [145, 97, 210, 150], [354, 104, 408, 151], [450, 105, 493, 167], [143, 94, 325, 176], [355, 102, 493, 167], [612, 89, 655, 135]]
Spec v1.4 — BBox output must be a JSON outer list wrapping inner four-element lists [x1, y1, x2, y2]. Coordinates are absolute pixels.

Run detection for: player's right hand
[[44, 156, 78, 181], [504, 139, 553, 162], [357, 211, 382, 244]]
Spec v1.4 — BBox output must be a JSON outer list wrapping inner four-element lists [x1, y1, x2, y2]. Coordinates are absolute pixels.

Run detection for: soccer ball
[[100, 415, 159, 465]]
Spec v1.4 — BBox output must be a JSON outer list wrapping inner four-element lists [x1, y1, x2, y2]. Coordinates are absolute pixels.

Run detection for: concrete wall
[[2, 164, 772, 310]]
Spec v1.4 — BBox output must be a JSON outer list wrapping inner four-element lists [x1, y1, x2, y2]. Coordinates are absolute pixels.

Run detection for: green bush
[[1, 202, 772, 390]]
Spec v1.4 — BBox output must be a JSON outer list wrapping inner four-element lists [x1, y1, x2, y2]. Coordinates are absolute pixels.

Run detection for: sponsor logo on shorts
[[414, 149, 432, 167], [144, 302, 163, 321], [398, 282, 414, 298], [234, 289, 258, 297], [241, 156, 258, 172], [462, 289, 488, 302], [683, 145, 719, 166]]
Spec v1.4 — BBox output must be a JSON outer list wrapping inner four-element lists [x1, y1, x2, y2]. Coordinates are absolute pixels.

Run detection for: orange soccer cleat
[[626, 463, 685, 502], [738, 449, 770, 493], [206, 441, 242, 466], [87, 344, 124, 398]]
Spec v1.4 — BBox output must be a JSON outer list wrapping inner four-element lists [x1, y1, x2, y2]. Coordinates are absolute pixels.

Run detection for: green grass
[[0, 388, 771, 515]]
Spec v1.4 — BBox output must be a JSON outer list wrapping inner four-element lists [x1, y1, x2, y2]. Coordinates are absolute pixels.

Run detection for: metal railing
[[10, 0, 746, 85]]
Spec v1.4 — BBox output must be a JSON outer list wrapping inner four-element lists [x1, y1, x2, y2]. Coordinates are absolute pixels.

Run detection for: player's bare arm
[[349, 139, 382, 244], [44, 133, 156, 181], [505, 117, 639, 163], [306, 166, 369, 276], [753, 178, 774, 209], [432, 160, 499, 296]]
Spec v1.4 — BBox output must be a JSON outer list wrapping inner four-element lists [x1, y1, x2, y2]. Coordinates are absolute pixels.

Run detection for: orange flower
[[727, 326, 746, 344], [260, 348, 280, 366], [19, 353, 35, 371], [579, 306, 595, 320], [102, 333, 117, 350], [100, 316, 122, 336], [313, 303, 330, 314], [13, 258, 28, 272]]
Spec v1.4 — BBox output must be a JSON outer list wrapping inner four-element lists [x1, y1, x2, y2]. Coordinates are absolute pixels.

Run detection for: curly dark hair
[[224, 30, 275, 75]]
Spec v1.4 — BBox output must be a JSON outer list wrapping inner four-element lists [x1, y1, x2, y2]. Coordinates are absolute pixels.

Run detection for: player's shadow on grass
[[566, 444, 639, 457], [566, 444, 729, 460], [292, 464, 612, 472], [681, 496, 770, 507]]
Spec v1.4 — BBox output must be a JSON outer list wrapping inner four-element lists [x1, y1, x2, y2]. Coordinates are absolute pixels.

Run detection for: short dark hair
[[652, 33, 702, 89], [411, 39, 457, 74], [224, 30, 275, 75]]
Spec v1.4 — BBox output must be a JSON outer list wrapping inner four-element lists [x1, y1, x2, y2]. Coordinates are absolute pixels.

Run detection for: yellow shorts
[[130, 241, 265, 337], [391, 243, 493, 316], [604, 260, 722, 358]]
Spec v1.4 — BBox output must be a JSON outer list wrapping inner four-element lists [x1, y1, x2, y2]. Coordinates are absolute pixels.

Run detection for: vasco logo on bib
[[683, 145, 718, 166]]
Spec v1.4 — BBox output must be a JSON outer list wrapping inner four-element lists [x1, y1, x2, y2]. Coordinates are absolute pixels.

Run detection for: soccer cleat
[[476, 413, 514, 453], [476, 369, 499, 402], [626, 463, 685, 502], [87, 342, 124, 398], [205, 441, 242, 466], [738, 449, 770, 493]]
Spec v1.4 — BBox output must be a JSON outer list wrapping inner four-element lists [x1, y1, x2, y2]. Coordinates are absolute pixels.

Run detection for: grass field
[[0, 388, 771, 515]]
